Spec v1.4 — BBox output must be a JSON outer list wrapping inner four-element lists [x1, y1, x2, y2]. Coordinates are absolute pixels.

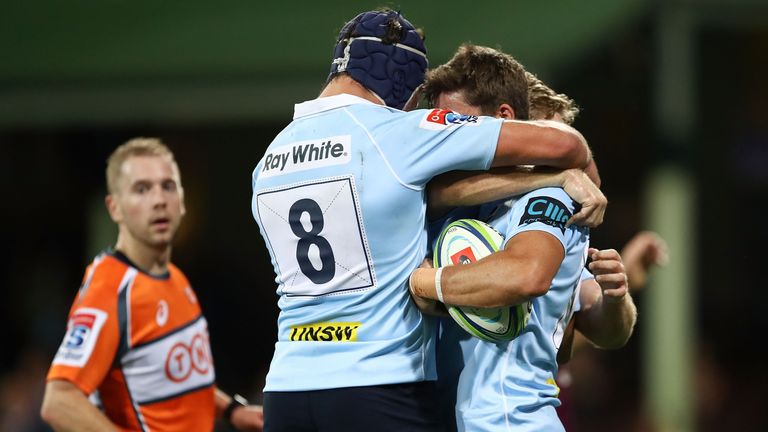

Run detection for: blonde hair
[[526, 71, 580, 124], [106, 138, 177, 194]]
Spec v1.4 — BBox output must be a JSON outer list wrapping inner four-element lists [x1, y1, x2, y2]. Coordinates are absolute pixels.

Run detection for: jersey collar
[[293, 94, 377, 119], [107, 248, 171, 280]]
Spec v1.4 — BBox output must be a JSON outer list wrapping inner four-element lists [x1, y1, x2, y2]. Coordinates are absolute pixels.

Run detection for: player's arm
[[427, 167, 606, 227], [493, 119, 592, 172], [573, 248, 637, 349], [43, 266, 123, 432], [410, 230, 564, 308], [214, 388, 264, 432], [408, 258, 449, 315], [41, 380, 118, 432], [621, 231, 669, 291]]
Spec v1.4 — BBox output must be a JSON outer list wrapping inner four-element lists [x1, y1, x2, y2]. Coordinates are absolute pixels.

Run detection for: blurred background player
[[411, 44, 637, 431], [249, 8, 597, 432], [40, 138, 263, 431], [620, 231, 669, 290]]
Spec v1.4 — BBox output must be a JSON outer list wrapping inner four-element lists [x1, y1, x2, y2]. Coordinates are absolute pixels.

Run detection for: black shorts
[[263, 381, 442, 432]]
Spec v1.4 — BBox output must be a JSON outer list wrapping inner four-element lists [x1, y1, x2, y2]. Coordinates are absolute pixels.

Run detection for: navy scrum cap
[[328, 10, 428, 110]]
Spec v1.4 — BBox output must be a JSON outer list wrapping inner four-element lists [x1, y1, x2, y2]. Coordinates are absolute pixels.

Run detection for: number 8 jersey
[[251, 94, 504, 391]]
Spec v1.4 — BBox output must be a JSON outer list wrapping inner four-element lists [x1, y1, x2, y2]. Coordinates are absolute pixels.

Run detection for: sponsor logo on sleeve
[[52, 308, 108, 368], [419, 109, 482, 130], [260, 135, 351, 179], [289, 322, 361, 342], [519, 196, 573, 234]]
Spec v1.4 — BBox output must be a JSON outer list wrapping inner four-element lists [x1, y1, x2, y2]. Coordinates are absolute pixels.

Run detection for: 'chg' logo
[[519, 196, 572, 233]]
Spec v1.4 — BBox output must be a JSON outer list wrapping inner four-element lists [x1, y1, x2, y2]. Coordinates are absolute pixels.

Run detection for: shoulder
[[518, 187, 572, 203], [77, 254, 134, 306], [509, 187, 576, 234], [167, 263, 191, 285], [343, 103, 413, 128]]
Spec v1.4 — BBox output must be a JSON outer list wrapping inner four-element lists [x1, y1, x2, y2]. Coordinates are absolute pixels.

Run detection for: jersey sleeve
[[573, 269, 595, 313], [379, 108, 503, 187], [47, 265, 121, 395], [502, 187, 580, 251]]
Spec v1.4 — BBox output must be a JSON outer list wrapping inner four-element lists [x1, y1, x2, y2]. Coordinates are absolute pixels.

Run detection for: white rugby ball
[[433, 219, 531, 342]]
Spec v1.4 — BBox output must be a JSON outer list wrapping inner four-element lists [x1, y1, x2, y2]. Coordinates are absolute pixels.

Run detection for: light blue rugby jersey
[[454, 187, 590, 432], [251, 94, 504, 391], [435, 242, 595, 432]]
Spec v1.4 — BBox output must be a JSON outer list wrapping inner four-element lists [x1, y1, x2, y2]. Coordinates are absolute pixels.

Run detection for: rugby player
[[409, 44, 637, 431], [41, 139, 263, 431], [250, 9, 600, 432]]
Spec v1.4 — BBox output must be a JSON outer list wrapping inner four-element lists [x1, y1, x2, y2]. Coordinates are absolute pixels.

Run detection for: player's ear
[[178, 187, 187, 217], [496, 103, 515, 120], [105, 194, 122, 223]]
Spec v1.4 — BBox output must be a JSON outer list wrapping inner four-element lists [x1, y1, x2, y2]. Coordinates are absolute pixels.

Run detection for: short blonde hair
[[106, 138, 177, 194], [526, 72, 580, 124]]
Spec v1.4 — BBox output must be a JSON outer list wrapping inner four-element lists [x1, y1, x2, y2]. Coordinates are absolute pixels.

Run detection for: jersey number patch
[[256, 176, 375, 297]]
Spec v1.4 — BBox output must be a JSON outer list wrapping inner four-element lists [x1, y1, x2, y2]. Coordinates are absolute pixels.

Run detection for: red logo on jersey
[[450, 247, 477, 265], [426, 109, 450, 124], [164, 333, 212, 383]]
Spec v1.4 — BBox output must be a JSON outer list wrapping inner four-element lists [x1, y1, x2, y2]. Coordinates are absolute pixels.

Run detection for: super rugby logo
[[419, 109, 481, 130], [52, 308, 108, 368], [519, 196, 573, 234], [65, 313, 96, 348], [260, 135, 351, 178], [164, 332, 212, 383]]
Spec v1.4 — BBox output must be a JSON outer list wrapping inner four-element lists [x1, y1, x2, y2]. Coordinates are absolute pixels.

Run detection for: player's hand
[[621, 231, 668, 291], [409, 259, 447, 316], [231, 404, 264, 431], [411, 293, 447, 316], [562, 169, 607, 228], [587, 248, 628, 303]]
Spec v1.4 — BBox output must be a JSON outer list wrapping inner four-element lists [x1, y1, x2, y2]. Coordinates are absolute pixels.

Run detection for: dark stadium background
[[1, 1, 767, 431]]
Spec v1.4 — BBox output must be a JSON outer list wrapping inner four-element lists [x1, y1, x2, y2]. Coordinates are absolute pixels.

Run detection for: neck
[[114, 235, 171, 275], [319, 75, 384, 105]]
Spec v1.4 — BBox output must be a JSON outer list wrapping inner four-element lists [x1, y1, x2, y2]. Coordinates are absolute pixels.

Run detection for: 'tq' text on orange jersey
[[47, 251, 216, 432]]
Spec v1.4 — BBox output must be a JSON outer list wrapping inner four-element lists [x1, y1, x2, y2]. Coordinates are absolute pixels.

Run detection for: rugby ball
[[433, 219, 531, 343]]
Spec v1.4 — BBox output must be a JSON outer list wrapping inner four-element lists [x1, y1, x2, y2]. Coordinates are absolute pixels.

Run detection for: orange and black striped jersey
[[47, 250, 216, 432]]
